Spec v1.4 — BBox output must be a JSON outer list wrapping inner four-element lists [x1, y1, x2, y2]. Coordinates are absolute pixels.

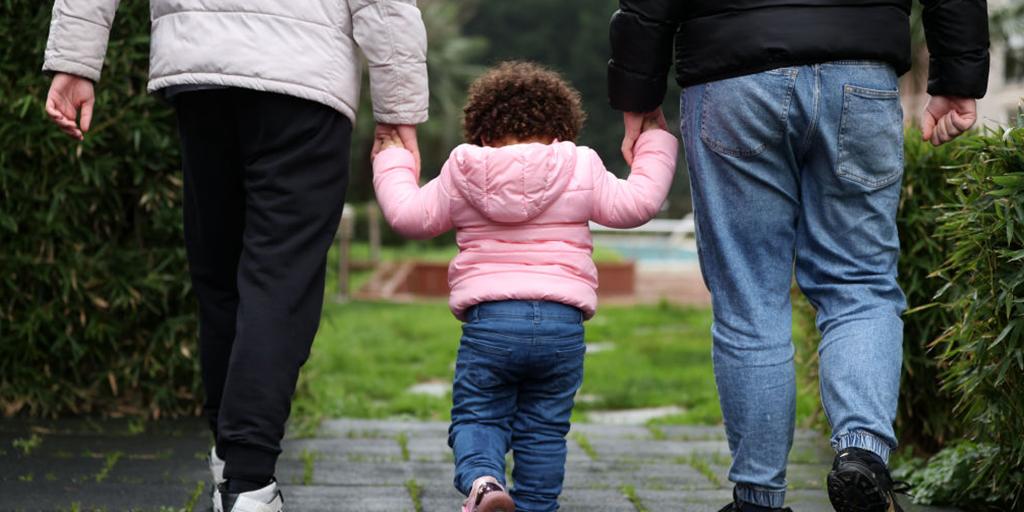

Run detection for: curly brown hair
[[462, 61, 586, 146]]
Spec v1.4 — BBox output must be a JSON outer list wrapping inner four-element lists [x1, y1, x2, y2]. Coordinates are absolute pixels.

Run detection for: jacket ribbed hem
[[450, 274, 597, 322], [148, 73, 357, 123]]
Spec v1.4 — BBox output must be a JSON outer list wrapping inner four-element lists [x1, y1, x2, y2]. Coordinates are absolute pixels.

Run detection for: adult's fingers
[[621, 112, 644, 165], [621, 136, 636, 166], [934, 115, 951, 146], [950, 110, 975, 133], [80, 97, 94, 134], [370, 137, 383, 159], [653, 109, 669, 130], [941, 113, 960, 141], [921, 111, 937, 142], [44, 96, 64, 122], [396, 126, 421, 174], [46, 95, 85, 140]]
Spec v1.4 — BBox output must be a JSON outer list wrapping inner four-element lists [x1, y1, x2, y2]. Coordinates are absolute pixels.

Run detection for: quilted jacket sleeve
[[42, 0, 121, 81], [350, 0, 430, 125], [590, 129, 677, 228], [373, 147, 453, 239], [607, 0, 683, 113], [919, 0, 990, 98]]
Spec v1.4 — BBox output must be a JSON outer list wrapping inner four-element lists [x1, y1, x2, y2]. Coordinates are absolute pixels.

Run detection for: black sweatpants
[[175, 89, 351, 483]]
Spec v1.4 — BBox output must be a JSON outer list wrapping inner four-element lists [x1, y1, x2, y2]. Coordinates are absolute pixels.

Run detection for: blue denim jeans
[[680, 62, 906, 508], [448, 300, 586, 512]]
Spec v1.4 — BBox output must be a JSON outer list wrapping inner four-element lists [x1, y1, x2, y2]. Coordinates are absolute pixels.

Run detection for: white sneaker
[[216, 480, 284, 512], [209, 447, 226, 510], [209, 446, 226, 485]]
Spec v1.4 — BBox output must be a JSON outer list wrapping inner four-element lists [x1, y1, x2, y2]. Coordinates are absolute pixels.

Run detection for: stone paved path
[[1, 418, 955, 512]]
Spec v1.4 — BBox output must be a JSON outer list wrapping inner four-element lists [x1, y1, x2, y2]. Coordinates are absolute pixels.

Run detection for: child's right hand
[[376, 128, 404, 151], [641, 109, 669, 133]]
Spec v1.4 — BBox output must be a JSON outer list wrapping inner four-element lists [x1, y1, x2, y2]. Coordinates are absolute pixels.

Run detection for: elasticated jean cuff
[[833, 430, 893, 463], [222, 442, 278, 483], [735, 484, 786, 509]]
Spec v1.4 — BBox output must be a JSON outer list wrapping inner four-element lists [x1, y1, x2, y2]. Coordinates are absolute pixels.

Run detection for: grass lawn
[[292, 243, 819, 434], [292, 300, 820, 434]]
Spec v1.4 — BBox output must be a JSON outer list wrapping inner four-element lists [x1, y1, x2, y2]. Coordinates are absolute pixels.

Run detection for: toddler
[[372, 61, 677, 512]]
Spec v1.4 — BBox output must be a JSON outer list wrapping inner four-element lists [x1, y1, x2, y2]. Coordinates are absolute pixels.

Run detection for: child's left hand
[[641, 109, 668, 133]]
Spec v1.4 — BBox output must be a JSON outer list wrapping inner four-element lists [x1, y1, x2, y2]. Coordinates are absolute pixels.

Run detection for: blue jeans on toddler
[[448, 300, 586, 512], [680, 61, 907, 508]]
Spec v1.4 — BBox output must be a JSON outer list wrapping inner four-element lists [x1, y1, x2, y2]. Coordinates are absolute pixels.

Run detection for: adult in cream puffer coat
[[43, 0, 428, 124], [42, 2, 429, 511]]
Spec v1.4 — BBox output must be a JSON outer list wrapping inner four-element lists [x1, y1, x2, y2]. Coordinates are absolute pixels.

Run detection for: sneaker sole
[[476, 492, 515, 512], [826, 461, 894, 512]]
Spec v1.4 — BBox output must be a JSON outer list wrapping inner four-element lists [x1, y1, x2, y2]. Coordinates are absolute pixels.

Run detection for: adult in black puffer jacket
[[608, 0, 990, 112], [607, 2, 988, 512]]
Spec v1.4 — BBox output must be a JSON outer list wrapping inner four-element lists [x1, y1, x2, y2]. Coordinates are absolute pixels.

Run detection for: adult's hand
[[45, 72, 95, 141], [922, 96, 977, 146], [621, 108, 667, 165], [372, 124, 420, 172]]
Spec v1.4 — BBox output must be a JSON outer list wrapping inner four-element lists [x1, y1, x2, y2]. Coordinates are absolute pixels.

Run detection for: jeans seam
[[796, 65, 821, 162], [823, 60, 890, 67]]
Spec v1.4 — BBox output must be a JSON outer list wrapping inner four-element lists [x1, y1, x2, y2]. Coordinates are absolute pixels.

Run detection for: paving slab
[[0, 418, 959, 512], [281, 485, 413, 511]]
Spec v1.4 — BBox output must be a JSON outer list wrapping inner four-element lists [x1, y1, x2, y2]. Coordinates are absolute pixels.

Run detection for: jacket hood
[[448, 141, 577, 223]]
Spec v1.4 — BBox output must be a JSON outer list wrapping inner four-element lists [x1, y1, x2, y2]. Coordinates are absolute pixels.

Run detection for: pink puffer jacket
[[372, 129, 677, 320]]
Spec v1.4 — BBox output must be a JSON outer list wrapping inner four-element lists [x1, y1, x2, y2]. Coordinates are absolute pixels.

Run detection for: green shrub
[[926, 122, 1024, 507], [894, 441, 1012, 509], [894, 133, 963, 452], [0, 2, 198, 417]]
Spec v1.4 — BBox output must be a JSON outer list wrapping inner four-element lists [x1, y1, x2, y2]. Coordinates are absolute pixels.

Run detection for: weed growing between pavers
[[572, 433, 598, 460], [300, 448, 318, 485], [94, 451, 123, 483], [127, 418, 147, 435], [406, 479, 424, 512], [620, 484, 648, 512], [680, 454, 722, 488], [397, 432, 410, 461], [647, 425, 667, 440], [183, 480, 205, 512], [12, 433, 42, 455]]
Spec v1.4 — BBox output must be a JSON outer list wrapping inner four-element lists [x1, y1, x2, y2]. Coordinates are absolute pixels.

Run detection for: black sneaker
[[717, 490, 793, 512], [827, 447, 908, 512]]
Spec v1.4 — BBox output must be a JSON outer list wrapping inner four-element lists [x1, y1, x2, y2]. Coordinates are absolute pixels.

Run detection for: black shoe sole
[[827, 461, 895, 512]]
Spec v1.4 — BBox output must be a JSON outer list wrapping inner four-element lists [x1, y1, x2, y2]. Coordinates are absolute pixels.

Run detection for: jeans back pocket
[[700, 68, 798, 158], [836, 85, 904, 190]]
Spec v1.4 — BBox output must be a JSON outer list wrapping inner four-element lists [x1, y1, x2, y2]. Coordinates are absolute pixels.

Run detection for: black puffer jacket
[[608, 0, 990, 112]]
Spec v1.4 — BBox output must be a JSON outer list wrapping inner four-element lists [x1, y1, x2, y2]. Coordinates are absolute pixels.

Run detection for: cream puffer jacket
[[42, 0, 428, 124]]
